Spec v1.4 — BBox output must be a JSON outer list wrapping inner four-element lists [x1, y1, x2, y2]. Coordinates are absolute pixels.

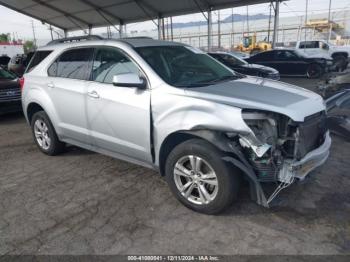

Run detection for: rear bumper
[[279, 131, 331, 182]]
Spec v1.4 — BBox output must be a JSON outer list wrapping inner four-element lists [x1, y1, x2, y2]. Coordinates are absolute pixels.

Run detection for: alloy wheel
[[34, 119, 51, 150], [173, 155, 219, 205]]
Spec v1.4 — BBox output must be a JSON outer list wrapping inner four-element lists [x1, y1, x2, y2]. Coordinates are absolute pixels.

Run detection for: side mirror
[[112, 73, 147, 89], [321, 43, 329, 50]]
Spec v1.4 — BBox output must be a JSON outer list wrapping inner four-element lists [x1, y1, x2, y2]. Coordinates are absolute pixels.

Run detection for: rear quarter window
[[26, 50, 53, 73], [52, 48, 94, 80]]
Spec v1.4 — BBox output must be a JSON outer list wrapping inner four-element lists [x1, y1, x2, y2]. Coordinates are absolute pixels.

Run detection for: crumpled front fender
[[151, 86, 253, 166]]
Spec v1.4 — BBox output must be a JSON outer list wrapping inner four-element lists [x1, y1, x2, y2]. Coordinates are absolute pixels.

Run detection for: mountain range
[[170, 13, 271, 29]]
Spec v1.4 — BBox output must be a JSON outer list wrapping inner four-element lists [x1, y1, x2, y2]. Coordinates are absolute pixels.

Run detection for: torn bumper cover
[[280, 131, 331, 182], [224, 131, 331, 207]]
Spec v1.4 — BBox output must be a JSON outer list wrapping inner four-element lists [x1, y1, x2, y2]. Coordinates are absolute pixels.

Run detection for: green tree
[[0, 33, 10, 42], [23, 40, 36, 54]]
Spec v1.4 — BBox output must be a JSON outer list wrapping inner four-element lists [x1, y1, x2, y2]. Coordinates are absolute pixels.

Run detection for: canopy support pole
[[207, 8, 212, 51], [272, 0, 280, 48], [158, 17, 162, 40], [170, 17, 174, 41], [119, 23, 123, 38]]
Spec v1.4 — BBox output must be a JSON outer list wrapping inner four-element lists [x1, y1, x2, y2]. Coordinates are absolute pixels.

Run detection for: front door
[[86, 46, 152, 163], [274, 50, 306, 75]]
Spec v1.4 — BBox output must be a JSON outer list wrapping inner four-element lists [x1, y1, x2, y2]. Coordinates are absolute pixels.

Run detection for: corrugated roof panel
[[0, 0, 280, 30]]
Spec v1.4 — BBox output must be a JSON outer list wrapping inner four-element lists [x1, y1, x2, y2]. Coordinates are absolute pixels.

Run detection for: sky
[[0, 0, 349, 45]]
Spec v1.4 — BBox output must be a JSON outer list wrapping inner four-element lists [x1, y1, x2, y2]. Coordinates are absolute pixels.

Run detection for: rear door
[[248, 51, 277, 69], [46, 47, 94, 145], [86, 46, 152, 163], [274, 50, 306, 75]]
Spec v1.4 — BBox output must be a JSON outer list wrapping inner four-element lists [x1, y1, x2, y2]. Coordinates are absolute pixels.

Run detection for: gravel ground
[[0, 78, 349, 255]]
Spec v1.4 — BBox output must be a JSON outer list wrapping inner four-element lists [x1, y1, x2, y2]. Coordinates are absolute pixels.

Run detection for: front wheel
[[333, 55, 348, 72], [306, 63, 323, 79], [165, 139, 240, 214]]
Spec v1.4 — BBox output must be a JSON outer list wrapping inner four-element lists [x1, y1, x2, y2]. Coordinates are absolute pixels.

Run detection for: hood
[[297, 49, 333, 60], [240, 63, 278, 74], [330, 45, 350, 53], [183, 76, 325, 122]]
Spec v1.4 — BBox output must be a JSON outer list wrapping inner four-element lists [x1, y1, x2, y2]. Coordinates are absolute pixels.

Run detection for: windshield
[[135, 45, 238, 87], [0, 68, 17, 80]]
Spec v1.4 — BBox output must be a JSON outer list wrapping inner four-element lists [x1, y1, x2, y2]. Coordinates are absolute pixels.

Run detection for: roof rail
[[120, 36, 153, 40], [46, 35, 104, 45]]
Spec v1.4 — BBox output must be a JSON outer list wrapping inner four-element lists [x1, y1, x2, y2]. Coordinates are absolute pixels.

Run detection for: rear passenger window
[[299, 41, 319, 49], [251, 51, 274, 61], [54, 48, 94, 80], [26, 50, 52, 73], [92, 47, 139, 84]]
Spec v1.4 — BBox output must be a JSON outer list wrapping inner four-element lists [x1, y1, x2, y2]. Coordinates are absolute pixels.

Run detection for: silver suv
[[22, 38, 331, 214]]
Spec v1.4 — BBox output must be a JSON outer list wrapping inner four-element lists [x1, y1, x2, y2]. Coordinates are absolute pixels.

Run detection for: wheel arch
[[158, 129, 269, 207], [158, 129, 243, 177], [23, 88, 61, 134], [26, 102, 45, 124]]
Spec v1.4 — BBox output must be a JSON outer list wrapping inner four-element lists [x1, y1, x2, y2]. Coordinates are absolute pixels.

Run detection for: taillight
[[19, 77, 25, 91]]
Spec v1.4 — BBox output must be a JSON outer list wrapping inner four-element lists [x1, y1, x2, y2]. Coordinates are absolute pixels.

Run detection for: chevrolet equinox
[[21, 38, 331, 214]]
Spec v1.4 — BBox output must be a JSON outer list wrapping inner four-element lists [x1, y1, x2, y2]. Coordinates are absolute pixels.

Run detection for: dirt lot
[[0, 78, 349, 255]]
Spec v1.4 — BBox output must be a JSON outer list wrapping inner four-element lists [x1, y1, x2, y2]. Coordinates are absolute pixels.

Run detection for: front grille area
[[0, 88, 21, 102], [296, 111, 327, 160]]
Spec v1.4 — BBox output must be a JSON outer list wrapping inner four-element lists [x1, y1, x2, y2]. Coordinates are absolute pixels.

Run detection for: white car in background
[[295, 40, 350, 71]]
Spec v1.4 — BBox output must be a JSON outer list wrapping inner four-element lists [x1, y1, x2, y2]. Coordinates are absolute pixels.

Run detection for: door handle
[[47, 82, 55, 88], [87, 90, 100, 99]]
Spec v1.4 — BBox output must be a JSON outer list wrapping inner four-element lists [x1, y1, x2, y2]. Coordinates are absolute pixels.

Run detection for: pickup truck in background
[[295, 40, 350, 71]]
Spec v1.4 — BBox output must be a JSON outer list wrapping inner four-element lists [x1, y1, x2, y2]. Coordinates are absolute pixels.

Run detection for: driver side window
[[92, 47, 140, 84]]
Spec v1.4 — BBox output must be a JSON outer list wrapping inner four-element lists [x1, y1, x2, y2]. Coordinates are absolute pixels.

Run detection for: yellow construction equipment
[[235, 33, 272, 55]]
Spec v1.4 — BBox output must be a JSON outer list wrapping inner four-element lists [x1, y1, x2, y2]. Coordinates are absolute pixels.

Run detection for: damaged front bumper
[[225, 131, 331, 207], [279, 131, 331, 182]]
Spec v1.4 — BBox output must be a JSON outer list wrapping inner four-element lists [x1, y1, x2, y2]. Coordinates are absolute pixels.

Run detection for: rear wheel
[[165, 139, 240, 214], [306, 63, 323, 79], [31, 111, 65, 155]]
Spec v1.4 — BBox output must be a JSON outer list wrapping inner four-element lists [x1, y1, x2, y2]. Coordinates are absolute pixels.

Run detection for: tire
[[165, 139, 240, 214], [31, 111, 65, 155], [306, 63, 323, 79], [333, 55, 348, 72]]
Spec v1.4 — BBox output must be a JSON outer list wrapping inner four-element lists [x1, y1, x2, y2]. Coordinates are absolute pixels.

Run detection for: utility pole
[[31, 20, 37, 46], [327, 0, 332, 43], [304, 0, 309, 45], [272, 0, 280, 48]]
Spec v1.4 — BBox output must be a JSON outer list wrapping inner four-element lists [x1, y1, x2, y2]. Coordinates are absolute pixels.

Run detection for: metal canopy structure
[[0, 0, 278, 31], [0, 0, 284, 50]]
